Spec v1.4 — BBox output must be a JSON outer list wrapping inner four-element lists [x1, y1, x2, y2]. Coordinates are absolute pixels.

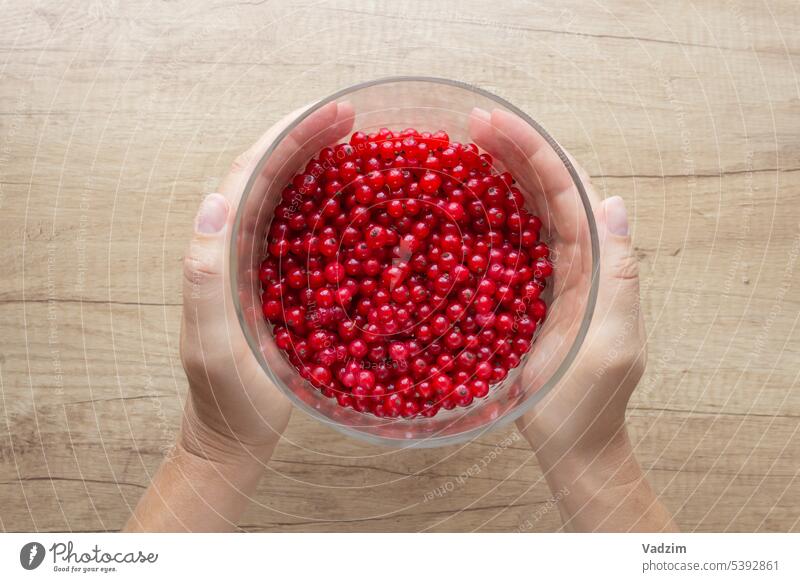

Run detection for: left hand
[[179, 101, 355, 463]]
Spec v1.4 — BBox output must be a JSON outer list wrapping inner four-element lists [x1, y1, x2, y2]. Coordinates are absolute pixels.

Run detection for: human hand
[[179, 101, 356, 465], [469, 108, 675, 532], [126, 101, 356, 532], [469, 107, 643, 462]]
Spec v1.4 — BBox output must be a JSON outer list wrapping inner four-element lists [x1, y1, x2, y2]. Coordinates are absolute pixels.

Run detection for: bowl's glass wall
[[232, 78, 598, 447]]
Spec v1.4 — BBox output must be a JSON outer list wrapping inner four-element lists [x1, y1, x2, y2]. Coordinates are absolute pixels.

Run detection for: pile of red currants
[[259, 127, 552, 418]]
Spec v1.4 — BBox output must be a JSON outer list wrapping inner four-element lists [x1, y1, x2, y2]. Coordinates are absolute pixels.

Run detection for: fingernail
[[605, 196, 629, 236], [195, 193, 229, 234], [471, 106, 490, 123]]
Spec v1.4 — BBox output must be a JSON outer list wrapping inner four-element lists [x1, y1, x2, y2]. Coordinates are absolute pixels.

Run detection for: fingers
[[594, 196, 642, 336], [467, 107, 640, 320], [489, 108, 591, 201], [183, 100, 356, 341], [468, 107, 600, 242], [598, 195, 639, 287], [468, 106, 503, 157], [181, 101, 357, 354], [182, 193, 230, 326], [181, 192, 291, 433], [218, 100, 355, 209], [284, 100, 355, 158]]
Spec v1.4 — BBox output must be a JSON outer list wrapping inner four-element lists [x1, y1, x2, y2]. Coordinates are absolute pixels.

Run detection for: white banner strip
[[1, 533, 798, 581]]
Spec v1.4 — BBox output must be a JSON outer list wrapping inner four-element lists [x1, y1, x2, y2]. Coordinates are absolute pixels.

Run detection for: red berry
[[534, 259, 553, 278], [324, 262, 345, 284], [262, 127, 550, 418], [420, 172, 442, 193], [470, 379, 489, 398], [348, 339, 368, 358]]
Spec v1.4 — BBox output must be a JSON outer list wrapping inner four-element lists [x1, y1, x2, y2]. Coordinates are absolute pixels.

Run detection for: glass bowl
[[231, 77, 599, 448]]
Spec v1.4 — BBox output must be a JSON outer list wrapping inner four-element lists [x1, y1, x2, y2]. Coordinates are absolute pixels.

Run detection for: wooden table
[[1, 0, 798, 532]]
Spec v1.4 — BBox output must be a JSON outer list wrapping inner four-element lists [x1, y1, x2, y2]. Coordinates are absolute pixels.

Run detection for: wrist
[[533, 426, 678, 532], [179, 399, 279, 472], [172, 435, 267, 486], [535, 426, 638, 491], [126, 437, 265, 532]]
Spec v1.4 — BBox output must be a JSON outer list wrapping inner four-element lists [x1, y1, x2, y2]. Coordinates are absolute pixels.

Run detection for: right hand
[[469, 108, 646, 461]]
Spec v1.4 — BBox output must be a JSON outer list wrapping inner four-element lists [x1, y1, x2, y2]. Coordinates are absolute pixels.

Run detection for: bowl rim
[[230, 75, 600, 448]]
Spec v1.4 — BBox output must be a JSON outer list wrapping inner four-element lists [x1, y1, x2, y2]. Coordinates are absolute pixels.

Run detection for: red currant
[[261, 127, 553, 418]]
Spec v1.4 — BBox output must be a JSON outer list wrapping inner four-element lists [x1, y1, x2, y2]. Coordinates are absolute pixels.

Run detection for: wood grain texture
[[1, 0, 799, 532]]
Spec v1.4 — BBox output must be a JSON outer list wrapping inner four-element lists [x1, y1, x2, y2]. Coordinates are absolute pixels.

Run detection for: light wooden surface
[[1, 0, 799, 532]]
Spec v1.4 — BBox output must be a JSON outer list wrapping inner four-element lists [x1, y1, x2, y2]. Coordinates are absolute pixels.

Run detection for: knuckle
[[180, 348, 201, 378], [610, 250, 640, 282], [183, 254, 213, 284], [181, 347, 216, 384], [180, 325, 225, 381], [613, 339, 647, 379], [182, 258, 208, 296], [182, 242, 222, 293], [603, 349, 645, 381], [179, 329, 203, 376], [622, 343, 647, 380], [587, 324, 647, 382]]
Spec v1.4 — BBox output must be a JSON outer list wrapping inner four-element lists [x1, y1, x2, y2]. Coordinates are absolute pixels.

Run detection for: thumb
[[598, 196, 640, 292], [183, 193, 231, 322]]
